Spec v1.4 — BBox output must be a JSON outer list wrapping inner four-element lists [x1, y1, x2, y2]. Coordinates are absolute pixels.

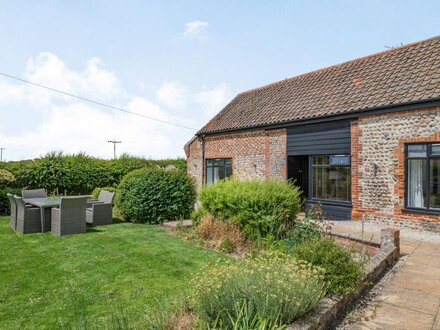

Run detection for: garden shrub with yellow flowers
[[191, 251, 326, 328]]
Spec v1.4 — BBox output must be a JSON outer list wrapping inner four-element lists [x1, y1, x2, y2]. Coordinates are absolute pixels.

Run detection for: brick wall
[[352, 106, 440, 231], [185, 129, 287, 189]]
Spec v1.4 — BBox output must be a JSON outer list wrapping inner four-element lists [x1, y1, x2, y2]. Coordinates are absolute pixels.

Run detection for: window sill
[[403, 207, 440, 215], [307, 199, 352, 207]]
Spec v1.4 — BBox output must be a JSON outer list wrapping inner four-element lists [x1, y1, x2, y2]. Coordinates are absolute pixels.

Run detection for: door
[[287, 156, 309, 203]]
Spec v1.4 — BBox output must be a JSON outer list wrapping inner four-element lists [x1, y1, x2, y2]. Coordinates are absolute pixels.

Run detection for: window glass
[[407, 159, 427, 208], [312, 155, 350, 201], [330, 155, 350, 165], [206, 158, 232, 184], [313, 156, 329, 166], [206, 167, 214, 185], [431, 144, 440, 156], [408, 144, 427, 158], [430, 159, 440, 209]]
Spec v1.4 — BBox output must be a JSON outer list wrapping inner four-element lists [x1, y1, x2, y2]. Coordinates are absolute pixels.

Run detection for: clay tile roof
[[198, 35, 440, 135]]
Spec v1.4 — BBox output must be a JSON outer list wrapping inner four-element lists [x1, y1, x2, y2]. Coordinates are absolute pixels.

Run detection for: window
[[406, 143, 440, 211], [312, 155, 351, 201], [206, 158, 232, 184]]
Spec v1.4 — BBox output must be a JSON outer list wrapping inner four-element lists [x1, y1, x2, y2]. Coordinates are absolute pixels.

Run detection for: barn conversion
[[185, 35, 440, 231]]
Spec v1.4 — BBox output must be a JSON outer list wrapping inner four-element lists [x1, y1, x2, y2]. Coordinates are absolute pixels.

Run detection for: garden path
[[332, 222, 440, 330]]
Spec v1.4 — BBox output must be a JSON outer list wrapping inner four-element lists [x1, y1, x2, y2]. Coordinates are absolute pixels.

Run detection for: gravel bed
[[333, 255, 408, 329], [333, 220, 440, 243]]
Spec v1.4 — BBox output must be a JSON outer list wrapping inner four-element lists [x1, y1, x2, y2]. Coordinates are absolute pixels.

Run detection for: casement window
[[206, 158, 232, 184], [406, 143, 440, 211], [312, 155, 351, 202]]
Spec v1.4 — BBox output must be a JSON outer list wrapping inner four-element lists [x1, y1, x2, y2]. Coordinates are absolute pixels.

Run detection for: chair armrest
[[92, 203, 112, 212], [86, 201, 104, 208]]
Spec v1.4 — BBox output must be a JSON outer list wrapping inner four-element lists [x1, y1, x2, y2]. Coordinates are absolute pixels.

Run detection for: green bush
[[117, 168, 196, 224], [91, 187, 118, 201], [292, 238, 363, 295], [0, 152, 186, 195], [199, 179, 301, 239], [0, 169, 15, 189], [0, 188, 21, 215], [192, 251, 326, 328]]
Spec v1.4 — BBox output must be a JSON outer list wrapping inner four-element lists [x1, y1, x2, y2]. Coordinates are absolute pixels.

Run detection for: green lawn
[[0, 216, 222, 329]]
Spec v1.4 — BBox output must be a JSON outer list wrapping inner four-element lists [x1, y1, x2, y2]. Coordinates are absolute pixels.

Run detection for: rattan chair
[[51, 196, 87, 236], [22, 189, 47, 199], [86, 203, 113, 226], [14, 196, 41, 234], [87, 190, 115, 207], [7, 193, 17, 229], [86, 190, 114, 226]]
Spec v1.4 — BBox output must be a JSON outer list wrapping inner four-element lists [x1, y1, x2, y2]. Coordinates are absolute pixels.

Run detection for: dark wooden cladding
[[306, 201, 352, 220], [287, 121, 351, 156]]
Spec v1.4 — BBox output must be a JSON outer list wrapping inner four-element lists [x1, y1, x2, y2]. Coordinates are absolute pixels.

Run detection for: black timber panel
[[287, 121, 351, 155], [306, 201, 352, 220]]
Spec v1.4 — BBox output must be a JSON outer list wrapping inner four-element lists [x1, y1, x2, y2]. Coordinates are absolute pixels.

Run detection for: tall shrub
[[117, 168, 196, 224], [199, 179, 301, 239]]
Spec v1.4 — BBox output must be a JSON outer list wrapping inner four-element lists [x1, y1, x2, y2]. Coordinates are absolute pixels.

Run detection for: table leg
[[41, 206, 45, 232]]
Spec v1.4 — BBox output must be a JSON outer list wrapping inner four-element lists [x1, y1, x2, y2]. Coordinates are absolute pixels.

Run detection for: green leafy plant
[[117, 168, 196, 224], [0, 188, 21, 215], [192, 251, 326, 328], [199, 179, 301, 239], [291, 238, 363, 295], [202, 300, 287, 330], [0, 169, 15, 189], [0, 152, 186, 195]]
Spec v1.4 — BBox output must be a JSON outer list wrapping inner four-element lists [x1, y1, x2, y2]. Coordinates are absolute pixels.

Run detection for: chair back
[[7, 193, 17, 217], [59, 196, 88, 219], [14, 196, 27, 220], [99, 190, 115, 204], [22, 189, 47, 199]]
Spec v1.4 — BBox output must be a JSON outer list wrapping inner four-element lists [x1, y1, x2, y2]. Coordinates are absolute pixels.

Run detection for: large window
[[312, 155, 351, 202], [406, 143, 440, 211], [206, 158, 232, 184]]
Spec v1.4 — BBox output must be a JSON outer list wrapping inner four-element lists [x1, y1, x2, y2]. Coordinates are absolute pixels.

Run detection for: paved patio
[[332, 222, 440, 330]]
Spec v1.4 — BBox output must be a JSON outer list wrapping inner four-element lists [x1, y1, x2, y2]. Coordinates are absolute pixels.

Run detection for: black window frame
[[205, 158, 233, 184], [405, 143, 440, 213], [310, 154, 352, 204]]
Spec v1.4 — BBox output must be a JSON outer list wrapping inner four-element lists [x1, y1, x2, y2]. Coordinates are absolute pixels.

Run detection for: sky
[[0, 1, 439, 161]]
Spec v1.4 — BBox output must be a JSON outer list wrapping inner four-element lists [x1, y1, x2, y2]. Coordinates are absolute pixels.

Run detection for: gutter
[[201, 135, 205, 185], [196, 98, 440, 137]]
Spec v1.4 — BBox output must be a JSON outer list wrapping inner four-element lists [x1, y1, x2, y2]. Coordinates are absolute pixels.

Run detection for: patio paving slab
[[332, 222, 440, 329]]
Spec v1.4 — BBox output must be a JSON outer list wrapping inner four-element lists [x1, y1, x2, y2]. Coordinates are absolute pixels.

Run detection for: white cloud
[[194, 83, 230, 116], [156, 81, 188, 109], [183, 20, 209, 39], [0, 52, 230, 161]]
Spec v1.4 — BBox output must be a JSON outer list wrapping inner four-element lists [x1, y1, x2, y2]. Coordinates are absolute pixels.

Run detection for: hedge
[[117, 168, 196, 224], [0, 152, 186, 215]]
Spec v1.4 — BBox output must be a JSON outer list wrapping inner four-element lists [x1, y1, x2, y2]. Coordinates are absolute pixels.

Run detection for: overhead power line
[[0, 72, 197, 131]]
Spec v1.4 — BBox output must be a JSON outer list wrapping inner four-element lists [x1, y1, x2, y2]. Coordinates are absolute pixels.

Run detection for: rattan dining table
[[23, 197, 61, 233]]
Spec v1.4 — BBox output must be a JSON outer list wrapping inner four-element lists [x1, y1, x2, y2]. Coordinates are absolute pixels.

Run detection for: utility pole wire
[[0, 72, 197, 131]]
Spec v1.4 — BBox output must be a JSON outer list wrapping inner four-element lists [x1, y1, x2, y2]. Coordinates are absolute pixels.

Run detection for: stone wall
[[352, 106, 440, 231], [184, 129, 287, 189]]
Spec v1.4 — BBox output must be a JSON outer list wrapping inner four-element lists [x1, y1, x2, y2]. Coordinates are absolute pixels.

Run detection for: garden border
[[287, 228, 400, 330]]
